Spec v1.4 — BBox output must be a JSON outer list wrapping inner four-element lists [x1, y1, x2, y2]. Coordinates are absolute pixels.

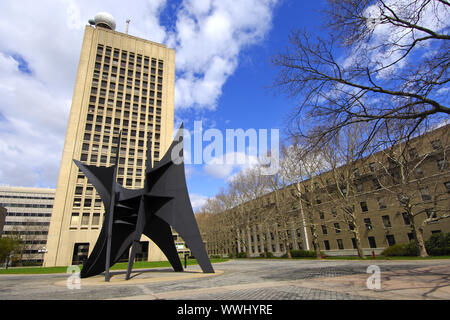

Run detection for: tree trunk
[[353, 229, 366, 259], [413, 224, 428, 257], [410, 212, 429, 257], [246, 226, 251, 257], [284, 237, 292, 259]]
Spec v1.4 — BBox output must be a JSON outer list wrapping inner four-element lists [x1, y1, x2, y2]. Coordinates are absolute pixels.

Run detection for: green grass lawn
[[0, 258, 229, 275]]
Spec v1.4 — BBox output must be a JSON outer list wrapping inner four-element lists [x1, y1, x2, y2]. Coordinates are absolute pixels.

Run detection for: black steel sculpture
[[74, 124, 214, 281]]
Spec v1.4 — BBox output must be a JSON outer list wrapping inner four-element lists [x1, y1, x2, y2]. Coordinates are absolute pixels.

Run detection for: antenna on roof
[[125, 19, 131, 34]]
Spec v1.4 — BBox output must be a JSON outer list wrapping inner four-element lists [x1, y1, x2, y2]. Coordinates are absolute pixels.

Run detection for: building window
[[334, 223, 340, 234], [364, 218, 372, 230], [351, 238, 357, 249], [72, 243, 90, 265], [319, 211, 325, 219], [81, 213, 90, 226], [75, 186, 83, 195], [407, 233, 415, 241], [378, 197, 387, 210], [356, 183, 363, 193], [368, 236, 377, 248], [425, 208, 437, 220], [70, 213, 80, 227], [337, 239, 344, 250], [445, 181, 450, 192], [73, 198, 81, 207], [92, 213, 100, 225], [408, 148, 418, 159], [331, 208, 337, 217], [402, 212, 411, 225], [437, 158, 447, 171], [431, 139, 442, 150], [415, 166, 424, 178], [360, 201, 368, 212], [324, 240, 330, 250], [382, 215, 392, 228], [321, 225, 328, 235], [386, 235, 396, 246], [369, 162, 376, 172], [420, 187, 431, 201], [372, 178, 381, 190]]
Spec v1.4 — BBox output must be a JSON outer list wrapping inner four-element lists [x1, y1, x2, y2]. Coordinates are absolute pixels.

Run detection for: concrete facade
[[44, 24, 181, 267], [0, 186, 55, 265]]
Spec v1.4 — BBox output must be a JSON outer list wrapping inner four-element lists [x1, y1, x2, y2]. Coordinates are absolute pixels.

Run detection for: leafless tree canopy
[[273, 0, 449, 153]]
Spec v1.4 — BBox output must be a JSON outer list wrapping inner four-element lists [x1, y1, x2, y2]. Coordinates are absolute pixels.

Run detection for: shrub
[[381, 241, 418, 256], [258, 252, 274, 258], [236, 252, 247, 258], [290, 249, 316, 258], [425, 232, 450, 256]]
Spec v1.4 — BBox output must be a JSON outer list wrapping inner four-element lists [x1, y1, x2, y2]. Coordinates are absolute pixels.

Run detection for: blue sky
[[0, 0, 327, 210], [176, 0, 327, 207]]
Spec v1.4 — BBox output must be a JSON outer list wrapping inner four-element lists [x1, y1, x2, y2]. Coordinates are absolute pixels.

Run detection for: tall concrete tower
[[44, 13, 177, 267]]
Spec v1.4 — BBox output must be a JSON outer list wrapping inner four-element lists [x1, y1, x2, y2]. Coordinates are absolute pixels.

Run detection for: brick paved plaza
[[0, 259, 449, 300]]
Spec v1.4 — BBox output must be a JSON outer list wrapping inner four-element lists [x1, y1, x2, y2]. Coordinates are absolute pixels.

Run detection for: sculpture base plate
[[55, 268, 223, 287]]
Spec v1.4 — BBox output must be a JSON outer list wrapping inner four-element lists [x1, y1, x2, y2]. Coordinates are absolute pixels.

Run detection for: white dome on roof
[[93, 12, 116, 30]]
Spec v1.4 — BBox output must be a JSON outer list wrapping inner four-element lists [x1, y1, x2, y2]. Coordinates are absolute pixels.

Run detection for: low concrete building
[[0, 186, 55, 265], [198, 125, 450, 257]]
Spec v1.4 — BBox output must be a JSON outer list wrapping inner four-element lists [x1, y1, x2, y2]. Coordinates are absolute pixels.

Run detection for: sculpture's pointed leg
[[125, 196, 146, 280]]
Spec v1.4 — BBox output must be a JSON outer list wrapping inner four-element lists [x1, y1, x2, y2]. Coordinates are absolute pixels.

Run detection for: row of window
[[0, 195, 54, 200], [5, 221, 50, 226], [70, 212, 102, 227], [84, 123, 160, 137], [88, 103, 161, 117], [5, 212, 51, 217], [303, 167, 448, 196], [96, 44, 163, 68], [23, 240, 47, 245], [86, 112, 161, 125], [0, 203, 53, 208], [3, 231, 48, 235], [315, 184, 448, 218], [209, 231, 442, 254], [89, 94, 162, 107]]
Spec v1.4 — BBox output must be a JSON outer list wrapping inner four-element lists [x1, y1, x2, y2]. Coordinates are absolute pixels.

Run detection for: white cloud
[[189, 193, 209, 211], [203, 151, 260, 179], [170, 0, 278, 110]]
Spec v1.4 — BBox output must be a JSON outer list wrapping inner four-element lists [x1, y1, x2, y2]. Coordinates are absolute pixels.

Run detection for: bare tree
[[281, 143, 327, 258], [272, 0, 449, 153], [228, 166, 272, 257], [318, 125, 370, 259]]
